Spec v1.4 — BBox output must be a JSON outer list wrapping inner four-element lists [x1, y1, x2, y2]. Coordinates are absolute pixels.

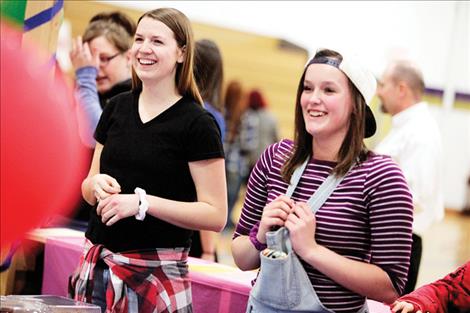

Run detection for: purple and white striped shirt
[[234, 139, 413, 313]]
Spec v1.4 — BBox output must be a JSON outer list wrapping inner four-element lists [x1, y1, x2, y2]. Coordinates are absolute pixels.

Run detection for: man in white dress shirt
[[375, 60, 444, 294]]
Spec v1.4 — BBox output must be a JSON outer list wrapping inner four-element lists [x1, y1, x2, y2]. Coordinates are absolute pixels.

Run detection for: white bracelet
[[134, 187, 149, 221]]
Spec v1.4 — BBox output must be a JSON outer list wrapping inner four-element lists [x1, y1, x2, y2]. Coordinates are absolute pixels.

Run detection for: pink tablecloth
[[42, 236, 84, 296], [41, 234, 391, 313], [41, 236, 254, 313]]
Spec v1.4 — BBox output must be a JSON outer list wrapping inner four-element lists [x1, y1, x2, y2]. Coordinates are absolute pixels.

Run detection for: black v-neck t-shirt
[[85, 89, 224, 252]]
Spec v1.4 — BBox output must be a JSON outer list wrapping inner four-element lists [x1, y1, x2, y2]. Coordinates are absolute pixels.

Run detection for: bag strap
[[268, 157, 351, 252], [285, 157, 347, 214]]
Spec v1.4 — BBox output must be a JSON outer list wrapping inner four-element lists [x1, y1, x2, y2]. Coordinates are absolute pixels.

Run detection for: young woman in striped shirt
[[232, 48, 414, 313]]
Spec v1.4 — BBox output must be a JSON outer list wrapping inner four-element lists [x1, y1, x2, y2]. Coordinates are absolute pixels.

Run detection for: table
[[40, 232, 255, 313], [38, 229, 391, 313], [27, 227, 85, 243]]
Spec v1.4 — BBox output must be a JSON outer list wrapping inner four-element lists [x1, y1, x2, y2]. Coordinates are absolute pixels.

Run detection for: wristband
[[134, 187, 149, 221], [249, 223, 267, 251]]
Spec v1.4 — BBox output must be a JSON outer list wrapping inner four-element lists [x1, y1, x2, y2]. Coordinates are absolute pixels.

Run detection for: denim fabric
[[246, 228, 369, 313], [246, 297, 369, 313], [91, 263, 108, 313], [91, 263, 140, 312], [247, 228, 333, 312]]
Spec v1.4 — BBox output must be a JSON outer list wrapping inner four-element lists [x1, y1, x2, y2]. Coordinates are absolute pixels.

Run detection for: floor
[[416, 210, 470, 286], [216, 187, 470, 290]]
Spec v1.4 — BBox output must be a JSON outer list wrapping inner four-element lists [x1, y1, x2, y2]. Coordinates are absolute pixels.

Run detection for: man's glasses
[[99, 52, 122, 66]]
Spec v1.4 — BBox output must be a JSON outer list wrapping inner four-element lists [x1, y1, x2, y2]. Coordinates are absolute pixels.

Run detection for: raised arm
[[70, 36, 102, 148]]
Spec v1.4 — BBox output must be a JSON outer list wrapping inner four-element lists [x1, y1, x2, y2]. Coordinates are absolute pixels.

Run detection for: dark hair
[[194, 39, 224, 111], [248, 89, 267, 110], [89, 12, 136, 36], [131, 8, 203, 105], [281, 49, 369, 182], [82, 11, 136, 53]]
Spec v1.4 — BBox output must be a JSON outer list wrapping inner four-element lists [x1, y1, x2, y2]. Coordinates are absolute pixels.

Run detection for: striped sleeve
[[365, 156, 414, 295], [234, 141, 281, 237]]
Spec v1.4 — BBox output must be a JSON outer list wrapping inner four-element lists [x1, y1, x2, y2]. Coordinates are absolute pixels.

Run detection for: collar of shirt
[[392, 101, 428, 129]]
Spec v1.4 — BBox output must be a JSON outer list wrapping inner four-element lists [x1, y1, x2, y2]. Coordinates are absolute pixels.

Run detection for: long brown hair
[[281, 49, 368, 182], [131, 8, 203, 105], [224, 81, 246, 143], [194, 39, 224, 111]]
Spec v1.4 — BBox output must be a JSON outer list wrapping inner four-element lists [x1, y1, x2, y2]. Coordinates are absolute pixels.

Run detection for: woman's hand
[[284, 202, 317, 259], [391, 301, 421, 313], [96, 194, 139, 226], [257, 195, 295, 244], [70, 36, 99, 70], [90, 173, 121, 202]]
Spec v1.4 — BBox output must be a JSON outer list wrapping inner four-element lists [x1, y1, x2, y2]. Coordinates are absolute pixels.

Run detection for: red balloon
[[1, 22, 88, 245]]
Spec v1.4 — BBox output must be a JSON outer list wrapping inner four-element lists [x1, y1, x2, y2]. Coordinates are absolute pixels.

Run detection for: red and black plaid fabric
[[70, 239, 192, 313], [394, 261, 470, 313]]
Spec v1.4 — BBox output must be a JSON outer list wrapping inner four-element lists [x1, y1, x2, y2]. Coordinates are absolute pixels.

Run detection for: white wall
[[104, 0, 470, 210], [431, 107, 470, 210], [105, 1, 470, 92]]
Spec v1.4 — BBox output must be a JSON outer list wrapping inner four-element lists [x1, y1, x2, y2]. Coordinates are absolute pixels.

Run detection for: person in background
[[70, 8, 227, 312], [239, 89, 279, 176], [391, 261, 470, 313], [70, 11, 135, 148], [375, 59, 444, 294], [224, 80, 249, 229], [69, 11, 136, 226], [194, 39, 226, 142], [232, 48, 414, 312], [190, 38, 225, 261]]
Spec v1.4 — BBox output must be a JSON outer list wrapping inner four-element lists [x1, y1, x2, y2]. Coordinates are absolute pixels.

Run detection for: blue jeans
[[92, 262, 139, 312], [226, 170, 243, 227]]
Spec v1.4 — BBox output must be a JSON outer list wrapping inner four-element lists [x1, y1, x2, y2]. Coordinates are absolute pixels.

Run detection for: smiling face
[[131, 17, 184, 87], [88, 36, 130, 94], [300, 63, 354, 143]]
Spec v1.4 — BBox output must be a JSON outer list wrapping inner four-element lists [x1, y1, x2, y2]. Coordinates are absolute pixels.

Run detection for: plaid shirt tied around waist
[[69, 239, 192, 313]]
